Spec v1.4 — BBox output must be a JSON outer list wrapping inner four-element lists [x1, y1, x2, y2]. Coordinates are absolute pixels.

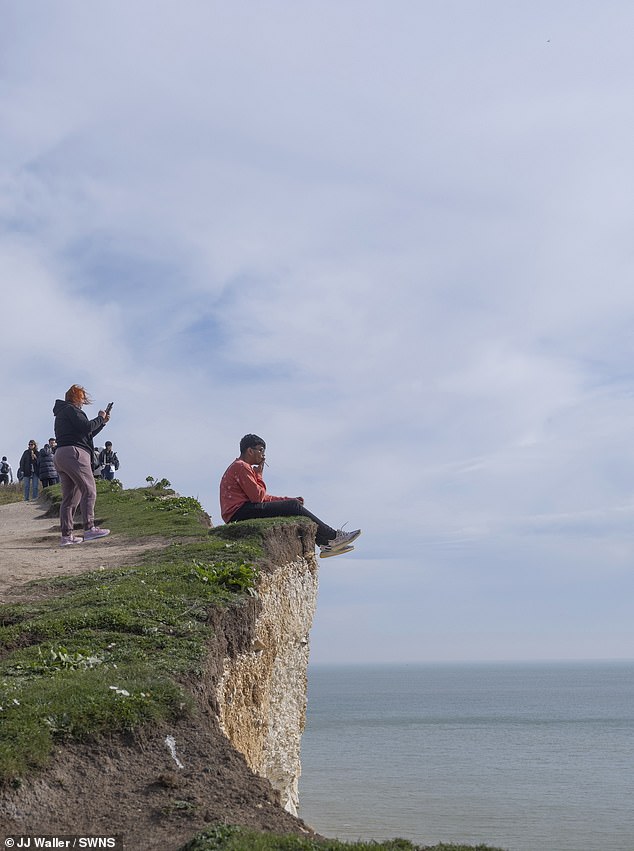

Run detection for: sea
[[298, 661, 634, 851]]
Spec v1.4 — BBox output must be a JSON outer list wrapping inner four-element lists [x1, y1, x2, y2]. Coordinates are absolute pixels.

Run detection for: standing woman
[[19, 440, 40, 501], [53, 384, 111, 547]]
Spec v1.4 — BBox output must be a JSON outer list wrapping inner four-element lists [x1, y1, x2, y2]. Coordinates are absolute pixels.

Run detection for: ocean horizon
[[299, 660, 634, 851]]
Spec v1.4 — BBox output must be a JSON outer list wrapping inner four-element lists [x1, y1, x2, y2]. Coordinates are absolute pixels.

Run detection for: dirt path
[[0, 498, 159, 602]]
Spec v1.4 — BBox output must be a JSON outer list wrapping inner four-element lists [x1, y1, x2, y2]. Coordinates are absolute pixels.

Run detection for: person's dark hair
[[105, 441, 112, 447], [240, 434, 266, 454]]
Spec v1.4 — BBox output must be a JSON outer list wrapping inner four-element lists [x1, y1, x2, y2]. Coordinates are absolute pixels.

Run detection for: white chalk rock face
[[215, 553, 319, 815]]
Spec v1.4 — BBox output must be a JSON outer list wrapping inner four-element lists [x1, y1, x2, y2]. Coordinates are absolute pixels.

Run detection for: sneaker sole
[[320, 545, 354, 559]]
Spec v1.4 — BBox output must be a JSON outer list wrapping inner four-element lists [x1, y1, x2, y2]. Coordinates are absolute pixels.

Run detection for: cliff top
[[0, 486, 502, 851], [0, 483, 315, 849]]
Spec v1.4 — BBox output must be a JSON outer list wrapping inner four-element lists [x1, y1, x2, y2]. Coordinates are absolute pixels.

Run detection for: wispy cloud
[[2, 1, 634, 662]]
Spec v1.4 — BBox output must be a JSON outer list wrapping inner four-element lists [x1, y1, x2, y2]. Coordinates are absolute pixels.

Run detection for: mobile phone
[[105, 402, 114, 414]]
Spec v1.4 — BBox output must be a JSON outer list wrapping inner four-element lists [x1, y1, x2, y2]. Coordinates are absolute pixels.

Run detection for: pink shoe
[[83, 526, 110, 541], [60, 535, 83, 547]]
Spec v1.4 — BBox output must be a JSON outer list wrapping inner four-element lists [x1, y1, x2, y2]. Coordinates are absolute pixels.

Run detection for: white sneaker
[[320, 545, 355, 559], [83, 527, 110, 541], [60, 535, 83, 546], [326, 528, 361, 550]]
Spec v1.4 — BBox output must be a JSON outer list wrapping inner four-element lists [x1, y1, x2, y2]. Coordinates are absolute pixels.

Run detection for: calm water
[[298, 662, 634, 851]]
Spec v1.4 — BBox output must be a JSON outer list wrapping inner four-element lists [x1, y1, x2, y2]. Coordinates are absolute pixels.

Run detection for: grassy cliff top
[[0, 482, 504, 851], [0, 479, 318, 782]]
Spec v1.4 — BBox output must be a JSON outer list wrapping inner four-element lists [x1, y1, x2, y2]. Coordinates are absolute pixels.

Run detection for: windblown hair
[[240, 433, 266, 454], [65, 384, 92, 406]]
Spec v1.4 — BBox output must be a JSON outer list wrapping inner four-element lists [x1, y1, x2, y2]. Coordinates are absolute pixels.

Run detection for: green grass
[[0, 476, 210, 531], [0, 481, 268, 781], [44, 477, 211, 537], [178, 825, 507, 851], [0, 482, 23, 505]]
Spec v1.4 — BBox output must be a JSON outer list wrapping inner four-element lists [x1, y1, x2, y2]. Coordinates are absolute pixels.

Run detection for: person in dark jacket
[[38, 438, 60, 488], [19, 440, 40, 500], [98, 441, 120, 480], [53, 384, 112, 547]]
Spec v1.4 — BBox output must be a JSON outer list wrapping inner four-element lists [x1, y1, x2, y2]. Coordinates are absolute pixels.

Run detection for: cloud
[[2, 1, 634, 662]]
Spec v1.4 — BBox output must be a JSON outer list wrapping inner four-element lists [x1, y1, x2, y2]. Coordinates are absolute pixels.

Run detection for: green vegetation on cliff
[[0, 480, 263, 780], [0, 482, 23, 505], [179, 824, 506, 851]]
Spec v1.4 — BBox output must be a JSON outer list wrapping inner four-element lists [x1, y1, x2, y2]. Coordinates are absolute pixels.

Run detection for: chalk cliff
[[0, 514, 320, 849], [213, 520, 319, 816]]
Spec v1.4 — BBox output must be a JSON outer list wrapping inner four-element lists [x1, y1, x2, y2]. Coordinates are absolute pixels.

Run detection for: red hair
[[65, 384, 92, 406]]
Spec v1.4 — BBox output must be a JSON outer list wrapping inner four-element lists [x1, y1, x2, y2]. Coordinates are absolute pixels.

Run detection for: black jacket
[[53, 399, 106, 459], [98, 448, 119, 470], [19, 449, 40, 478], [38, 445, 58, 481]]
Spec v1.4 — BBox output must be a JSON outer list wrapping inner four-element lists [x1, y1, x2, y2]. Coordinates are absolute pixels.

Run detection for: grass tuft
[[177, 825, 507, 851], [0, 483, 23, 506]]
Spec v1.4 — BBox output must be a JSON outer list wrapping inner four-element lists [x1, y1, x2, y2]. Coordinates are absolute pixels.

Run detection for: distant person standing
[[53, 384, 112, 546], [38, 438, 60, 488], [98, 441, 120, 480], [0, 456, 13, 485], [19, 440, 40, 500]]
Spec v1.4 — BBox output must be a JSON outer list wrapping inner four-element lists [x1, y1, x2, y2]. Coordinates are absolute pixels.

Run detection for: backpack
[[1, 461, 9, 475]]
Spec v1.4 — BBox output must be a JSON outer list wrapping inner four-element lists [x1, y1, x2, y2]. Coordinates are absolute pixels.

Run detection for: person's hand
[[99, 409, 110, 422]]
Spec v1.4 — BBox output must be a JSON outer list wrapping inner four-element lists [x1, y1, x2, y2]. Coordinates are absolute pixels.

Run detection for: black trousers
[[229, 499, 336, 547]]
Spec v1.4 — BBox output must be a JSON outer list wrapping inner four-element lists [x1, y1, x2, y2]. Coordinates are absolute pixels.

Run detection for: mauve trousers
[[54, 445, 96, 536]]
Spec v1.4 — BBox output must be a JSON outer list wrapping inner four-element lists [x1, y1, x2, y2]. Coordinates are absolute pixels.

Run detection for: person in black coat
[[19, 440, 40, 500], [39, 438, 60, 488], [99, 441, 120, 480]]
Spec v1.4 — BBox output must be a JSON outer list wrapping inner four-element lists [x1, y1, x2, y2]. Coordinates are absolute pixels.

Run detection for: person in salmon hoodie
[[219, 433, 361, 559]]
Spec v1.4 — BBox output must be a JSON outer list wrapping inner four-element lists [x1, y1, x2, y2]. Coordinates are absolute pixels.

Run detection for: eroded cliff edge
[[0, 517, 320, 850], [214, 521, 319, 816]]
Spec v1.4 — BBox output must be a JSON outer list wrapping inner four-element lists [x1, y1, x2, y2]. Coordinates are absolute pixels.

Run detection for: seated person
[[220, 434, 360, 558]]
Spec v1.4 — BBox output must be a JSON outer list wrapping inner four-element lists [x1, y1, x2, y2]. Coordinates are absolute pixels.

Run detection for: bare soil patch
[[0, 499, 159, 602]]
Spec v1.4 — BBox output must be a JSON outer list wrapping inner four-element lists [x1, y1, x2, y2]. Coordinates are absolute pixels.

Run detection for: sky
[[1, 1, 634, 665]]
